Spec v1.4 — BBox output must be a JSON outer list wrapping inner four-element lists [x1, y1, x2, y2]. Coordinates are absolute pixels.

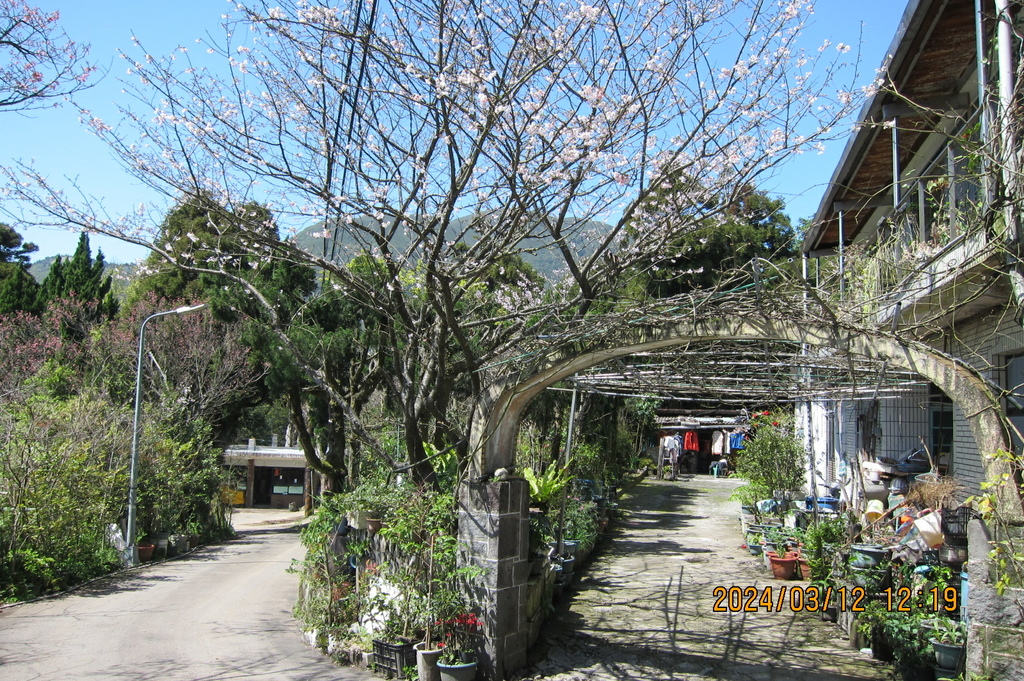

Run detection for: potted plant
[[523, 465, 571, 511], [528, 512, 553, 576], [928, 618, 966, 671], [436, 612, 482, 681]]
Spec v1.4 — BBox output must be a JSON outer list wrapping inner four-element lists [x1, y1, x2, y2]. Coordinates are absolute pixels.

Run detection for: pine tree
[[36, 234, 118, 317], [0, 224, 40, 314]]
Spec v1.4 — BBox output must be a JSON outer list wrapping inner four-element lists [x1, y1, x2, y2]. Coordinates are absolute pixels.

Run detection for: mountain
[[292, 215, 611, 282]]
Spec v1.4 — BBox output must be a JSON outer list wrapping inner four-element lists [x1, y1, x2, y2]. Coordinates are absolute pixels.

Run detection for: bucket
[[806, 496, 839, 512], [863, 500, 885, 525], [914, 512, 944, 548]]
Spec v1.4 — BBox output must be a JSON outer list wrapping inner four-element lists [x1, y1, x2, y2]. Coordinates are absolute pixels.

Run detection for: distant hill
[[293, 215, 610, 282], [28, 255, 56, 283]]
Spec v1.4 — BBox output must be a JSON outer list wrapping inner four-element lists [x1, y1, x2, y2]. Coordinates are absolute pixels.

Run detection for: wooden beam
[[882, 93, 972, 119], [832, 196, 893, 212]]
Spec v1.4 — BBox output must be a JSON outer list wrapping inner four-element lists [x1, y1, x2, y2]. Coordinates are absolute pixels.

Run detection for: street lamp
[[125, 303, 206, 565]]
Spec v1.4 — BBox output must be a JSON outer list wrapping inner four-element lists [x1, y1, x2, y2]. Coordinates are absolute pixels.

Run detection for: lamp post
[[125, 303, 206, 565]]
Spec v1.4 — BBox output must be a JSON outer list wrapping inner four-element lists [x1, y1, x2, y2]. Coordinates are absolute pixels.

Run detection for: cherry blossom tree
[[4, 0, 864, 478], [0, 0, 94, 111]]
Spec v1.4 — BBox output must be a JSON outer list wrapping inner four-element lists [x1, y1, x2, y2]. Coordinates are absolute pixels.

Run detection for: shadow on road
[[518, 478, 887, 681]]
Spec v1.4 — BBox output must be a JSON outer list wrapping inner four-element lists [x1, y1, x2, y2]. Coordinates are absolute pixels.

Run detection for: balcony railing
[[843, 112, 995, 322]]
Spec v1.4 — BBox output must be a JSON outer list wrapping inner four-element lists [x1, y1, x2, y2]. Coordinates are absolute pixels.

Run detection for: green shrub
[[734, 409, 805, 495]]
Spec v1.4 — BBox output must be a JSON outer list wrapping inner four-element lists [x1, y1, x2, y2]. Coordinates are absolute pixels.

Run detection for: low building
[[223, 438, 309, 509]]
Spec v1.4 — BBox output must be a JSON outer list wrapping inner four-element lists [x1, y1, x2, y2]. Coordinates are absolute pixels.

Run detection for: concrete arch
[[470, 316, 1011, 481], [461, 316, 1019, 680]]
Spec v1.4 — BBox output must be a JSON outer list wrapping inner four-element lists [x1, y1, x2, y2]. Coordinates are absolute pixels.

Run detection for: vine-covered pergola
[[459, 272, 1019, 679]]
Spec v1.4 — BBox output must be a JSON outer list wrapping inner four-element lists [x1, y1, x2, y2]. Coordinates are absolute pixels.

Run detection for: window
[[928, 385, 953, 467], [1006, 353, 1024, 418], [1005, 354, 1024, 455], [272, 467, 305, 495]]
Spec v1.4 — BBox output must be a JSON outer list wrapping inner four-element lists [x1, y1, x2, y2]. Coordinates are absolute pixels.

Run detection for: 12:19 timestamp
[[883, 586, 959, 613]]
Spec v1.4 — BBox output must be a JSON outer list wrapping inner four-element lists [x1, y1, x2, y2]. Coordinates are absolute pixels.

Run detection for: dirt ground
[[513, 475, 891, 681]]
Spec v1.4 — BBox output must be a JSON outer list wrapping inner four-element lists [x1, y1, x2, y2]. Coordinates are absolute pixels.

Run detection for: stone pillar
[[245, 459, 255, 508], [458, 479, 531, 681], [966, 518, 1024, 678]]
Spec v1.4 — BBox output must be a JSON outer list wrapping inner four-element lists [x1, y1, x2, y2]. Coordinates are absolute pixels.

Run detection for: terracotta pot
[[137, 543, 155, 562], [366, 517, 383, 534], [769, 554, 798, 580]]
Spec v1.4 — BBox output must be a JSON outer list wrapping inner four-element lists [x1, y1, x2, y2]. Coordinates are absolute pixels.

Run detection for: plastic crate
[[372, 639, 416, 679], [942, 507, 978, 538]]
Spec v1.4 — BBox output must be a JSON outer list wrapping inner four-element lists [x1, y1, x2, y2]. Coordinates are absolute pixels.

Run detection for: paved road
[[515, 476, 891, 681], [0, 525, 371, 681]]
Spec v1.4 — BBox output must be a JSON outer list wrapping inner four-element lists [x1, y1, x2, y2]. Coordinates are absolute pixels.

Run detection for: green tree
[[0, 223, 40, 314], [627, 185, 796, 299], [0, 223, 37, 264], [734, 408, 806, 497], [35, 233, 117, 319]]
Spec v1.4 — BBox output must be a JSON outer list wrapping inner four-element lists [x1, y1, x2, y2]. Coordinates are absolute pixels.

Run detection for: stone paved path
[[514, 476, 890, 681]]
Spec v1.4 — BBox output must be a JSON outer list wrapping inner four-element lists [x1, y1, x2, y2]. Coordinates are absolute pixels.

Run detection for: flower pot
[[548, 540, 578, 559], [415, 642, 443, 681], [155, 532, 170, 557], [137, 543, 155, 562], [438, 660, 477, 681], [871, 629, 894, 662], [798, 558, 811, 580], [850, 543, 889, 569], [172, 534, 188, 555], [769, 554, 798, 580], [556, 556, 575, 585], [930, 640, 965, 670], [366, 517, 383, 534]]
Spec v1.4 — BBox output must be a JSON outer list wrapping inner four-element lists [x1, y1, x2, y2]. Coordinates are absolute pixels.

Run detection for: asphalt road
[[0, 527, 371, 681]]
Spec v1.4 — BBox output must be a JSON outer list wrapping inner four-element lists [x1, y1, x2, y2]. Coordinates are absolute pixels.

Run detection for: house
[[223, 438, 310, 509], [802, 0, 1022, 500], [804, 2, 1024, 675]]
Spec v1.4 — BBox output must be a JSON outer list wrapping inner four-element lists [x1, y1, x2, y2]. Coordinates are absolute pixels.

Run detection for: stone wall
[[966, 519, 1024, 679]]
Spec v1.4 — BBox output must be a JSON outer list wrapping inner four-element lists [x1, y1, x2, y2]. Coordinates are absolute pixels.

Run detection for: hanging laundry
[[683, 430, 699, 451], [729, 431, 746, 450], [711, 430, 725, 455]]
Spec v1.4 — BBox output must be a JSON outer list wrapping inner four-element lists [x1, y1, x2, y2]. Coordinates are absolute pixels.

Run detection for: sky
[[1, 0, 908, 264]]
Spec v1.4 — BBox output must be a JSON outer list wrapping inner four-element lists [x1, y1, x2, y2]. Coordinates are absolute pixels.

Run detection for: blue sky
[[2, 1, 907, 264]]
